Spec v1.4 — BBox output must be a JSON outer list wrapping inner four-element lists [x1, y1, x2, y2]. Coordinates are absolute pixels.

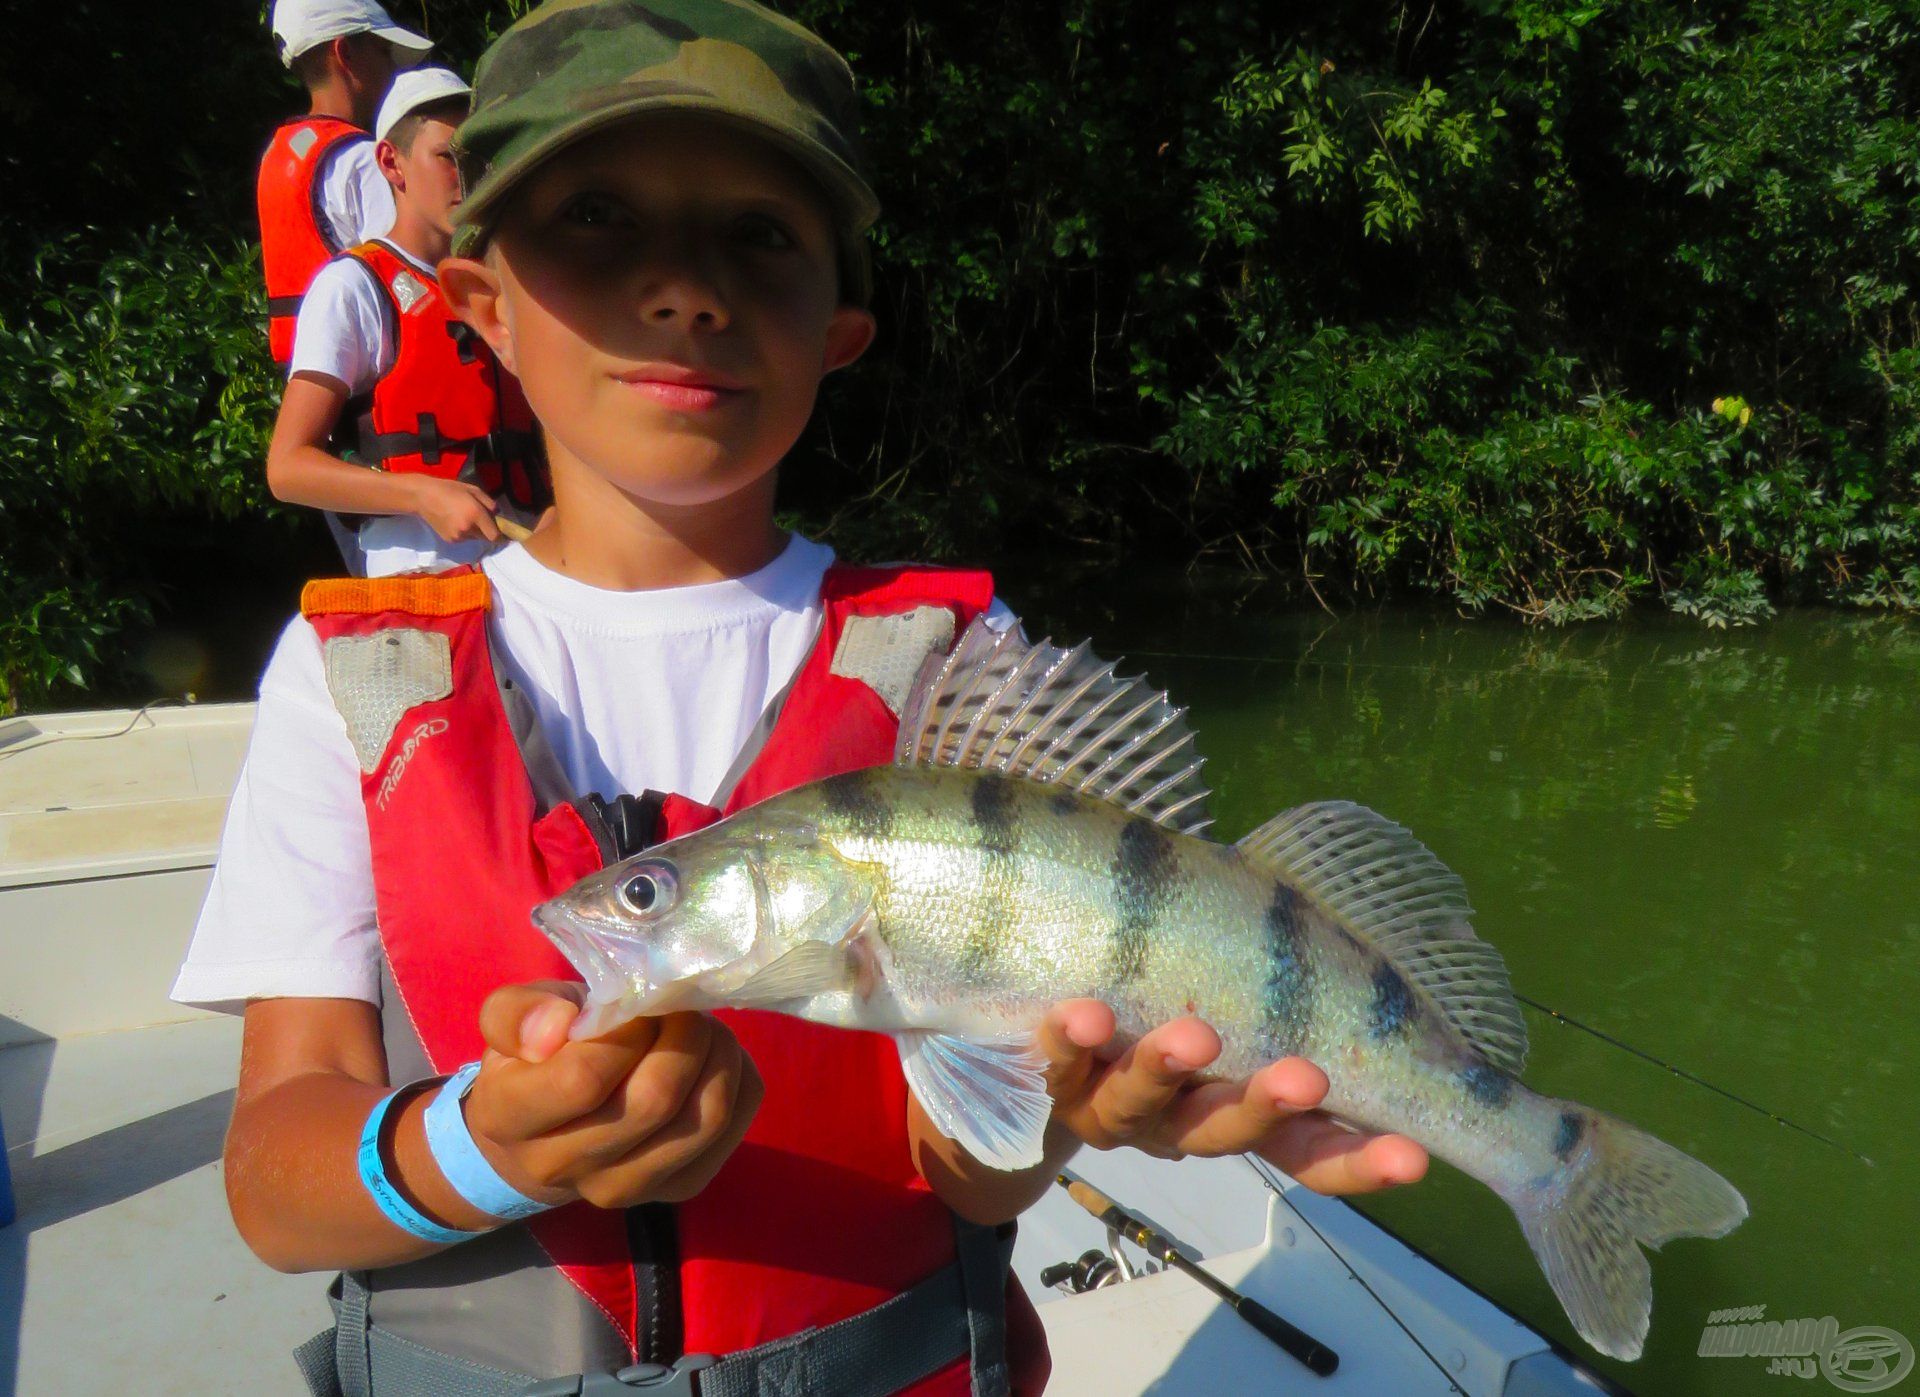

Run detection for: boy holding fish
[[174, 2, 1427, 1391]]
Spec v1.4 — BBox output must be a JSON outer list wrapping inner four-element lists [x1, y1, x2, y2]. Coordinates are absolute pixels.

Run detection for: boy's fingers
[[641, 1044, 766, 1204], [1258, 1120, 1430, 1195], [1157, 1058, 1327, 1157], [570, 1011, 714, 1143], [590, 1027, 758, 1204], [1036, 1000, 1115, 1093], [1080, 1018, 1220, 1146]]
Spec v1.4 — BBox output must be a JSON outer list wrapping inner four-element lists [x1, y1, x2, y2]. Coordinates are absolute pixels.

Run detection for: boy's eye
[[559, 192, 633, 229], [733, 214, 797, 251]]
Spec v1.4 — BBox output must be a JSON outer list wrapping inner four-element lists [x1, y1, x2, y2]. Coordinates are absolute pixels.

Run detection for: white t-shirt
[[319, 138, 395, 252], [170, 538, 1010, 1013], [290, 242, 488, 577]]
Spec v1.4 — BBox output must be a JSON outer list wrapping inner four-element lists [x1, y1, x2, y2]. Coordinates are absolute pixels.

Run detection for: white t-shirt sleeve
[[319, 139, 396, 248], [170, 617, 384, 1013], [287, 256, 393, 393]]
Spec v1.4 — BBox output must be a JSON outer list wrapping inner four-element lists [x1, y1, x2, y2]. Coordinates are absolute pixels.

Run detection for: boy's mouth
[[614, 363, 748, 413]]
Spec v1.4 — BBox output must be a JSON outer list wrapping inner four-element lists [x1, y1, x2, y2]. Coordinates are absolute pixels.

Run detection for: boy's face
[[443, 114, 875, 511], [379, 115, 465, 237]]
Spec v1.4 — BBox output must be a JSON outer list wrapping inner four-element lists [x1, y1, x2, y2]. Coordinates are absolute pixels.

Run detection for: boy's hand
[[1037, 1000, 1428, 1196], [463, 982, 762, 1210], [408, 475, 504, 543]]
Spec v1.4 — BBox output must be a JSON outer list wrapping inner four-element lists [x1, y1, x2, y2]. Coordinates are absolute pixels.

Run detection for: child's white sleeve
[[287, 258, 393, 397], [169, 617, 383, 1014]]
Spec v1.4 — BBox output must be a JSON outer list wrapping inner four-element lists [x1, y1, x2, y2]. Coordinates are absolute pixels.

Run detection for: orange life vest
[[336, 240, 546, 511], [258, 115, 369, 365]]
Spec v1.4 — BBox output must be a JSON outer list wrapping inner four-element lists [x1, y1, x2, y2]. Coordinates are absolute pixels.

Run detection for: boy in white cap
[[266, 68, 547, 578], [258, 0, 433, 367]]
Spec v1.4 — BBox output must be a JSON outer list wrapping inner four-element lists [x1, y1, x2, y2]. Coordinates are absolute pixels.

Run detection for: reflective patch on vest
[[322, 628, 454, 773], [289, 127, 318, 160], [390, 269, 431, 314], [830, 607, 956, 717]]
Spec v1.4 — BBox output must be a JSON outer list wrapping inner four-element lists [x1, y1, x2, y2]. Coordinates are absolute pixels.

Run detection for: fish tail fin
[[1511, 1106, 1747, 1360]]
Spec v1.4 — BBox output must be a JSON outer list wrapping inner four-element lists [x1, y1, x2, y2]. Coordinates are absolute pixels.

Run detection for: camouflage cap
[[451, 0, 878, 300]]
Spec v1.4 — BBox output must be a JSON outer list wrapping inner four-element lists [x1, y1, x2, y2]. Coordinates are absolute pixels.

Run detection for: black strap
[[268, 294, 306, 317], [357, 417, 540, 471], [581, 791, 668, 861]]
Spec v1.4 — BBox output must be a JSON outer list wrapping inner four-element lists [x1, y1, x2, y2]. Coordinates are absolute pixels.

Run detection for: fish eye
[[616, 861, 677, 917]]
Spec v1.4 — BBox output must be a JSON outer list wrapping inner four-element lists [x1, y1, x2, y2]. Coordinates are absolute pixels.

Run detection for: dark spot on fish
[[1368, 962, 1416, 1041], [819, 769, 893, 841], [1105, 819, 1177, 984], [1260, 882, 1313, 1055], [1460, 1063, 1513, 1110], [1049, 787, 1082, 817], [970, 770, 1018, 854], [957, 772, 1021, 977], [1552, 1111, 1585, 1161]]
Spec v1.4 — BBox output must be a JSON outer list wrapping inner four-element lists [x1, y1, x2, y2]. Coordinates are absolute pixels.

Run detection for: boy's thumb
[[479, 980, 587, 1063]]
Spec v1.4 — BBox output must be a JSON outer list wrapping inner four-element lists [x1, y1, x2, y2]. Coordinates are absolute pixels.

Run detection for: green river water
[[1016, 585, 1918, 1395]]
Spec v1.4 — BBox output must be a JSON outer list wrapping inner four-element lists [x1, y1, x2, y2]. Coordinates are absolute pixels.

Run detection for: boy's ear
[[374, 138, 404, 192], [440, 258, 515, 373], [822, 306, 877, 374]]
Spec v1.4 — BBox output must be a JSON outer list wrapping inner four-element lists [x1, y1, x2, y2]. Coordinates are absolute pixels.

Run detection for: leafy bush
[[0, 228, 276, 708], [5, 0, 1920, 706]]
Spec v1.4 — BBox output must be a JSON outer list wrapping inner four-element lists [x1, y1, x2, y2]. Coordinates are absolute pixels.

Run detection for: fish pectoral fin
[[897, 1030, 1052, 1172], [722, 941, 855, 1008]]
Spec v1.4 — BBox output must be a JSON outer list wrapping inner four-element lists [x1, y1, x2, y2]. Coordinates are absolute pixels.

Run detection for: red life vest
[[258, 115, 369, 365], [337, 240, 546, 511], [300, 561, 1049, 1395]]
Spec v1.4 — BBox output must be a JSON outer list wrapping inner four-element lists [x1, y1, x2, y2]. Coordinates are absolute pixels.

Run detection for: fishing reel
[[1040, 1248, 1127, 1295]]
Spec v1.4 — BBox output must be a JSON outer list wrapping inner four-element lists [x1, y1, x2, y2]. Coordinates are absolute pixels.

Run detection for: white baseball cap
[[375, 67, 473, 142], [271, 0, 433, 68]]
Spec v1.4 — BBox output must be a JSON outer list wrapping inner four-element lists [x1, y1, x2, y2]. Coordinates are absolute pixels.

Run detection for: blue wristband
[[422, 1061, 553, 1222], [357, 1085, 484, 1246]]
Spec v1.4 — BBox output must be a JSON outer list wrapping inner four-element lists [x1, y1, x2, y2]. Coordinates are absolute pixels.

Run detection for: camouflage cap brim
[[449, 0, 879, 297]]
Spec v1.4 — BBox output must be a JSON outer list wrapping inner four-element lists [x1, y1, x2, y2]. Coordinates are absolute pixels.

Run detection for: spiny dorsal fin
[[1237, 801, 1528, 1072], [896, 616, 1213, 835]]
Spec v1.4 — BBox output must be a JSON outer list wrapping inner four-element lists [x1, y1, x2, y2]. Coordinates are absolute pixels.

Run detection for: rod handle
[[1063, 1177, 1117, 1220], [1231, 1294, 1340, 1377]]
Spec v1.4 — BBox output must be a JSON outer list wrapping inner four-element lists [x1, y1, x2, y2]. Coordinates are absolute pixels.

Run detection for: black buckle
[[523, 1353, 717, 1396]]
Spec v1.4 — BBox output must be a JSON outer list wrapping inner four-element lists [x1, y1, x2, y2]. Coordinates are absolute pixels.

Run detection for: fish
[[533, 616, 1747, 1361]]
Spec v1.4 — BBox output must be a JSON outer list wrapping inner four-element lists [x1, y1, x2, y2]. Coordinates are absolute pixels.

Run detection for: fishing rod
[[1053, 1172, 1340, 1378], [1513, 994, 1874, 1167]]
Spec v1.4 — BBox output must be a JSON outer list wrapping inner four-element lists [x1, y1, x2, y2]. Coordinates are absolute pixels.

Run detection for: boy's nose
[[639, 255, 730, 332]]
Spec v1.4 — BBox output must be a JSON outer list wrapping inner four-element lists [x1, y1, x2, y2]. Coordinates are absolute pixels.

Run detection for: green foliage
[[0, 227, 276, 707], [5, 0, 1920, 706]]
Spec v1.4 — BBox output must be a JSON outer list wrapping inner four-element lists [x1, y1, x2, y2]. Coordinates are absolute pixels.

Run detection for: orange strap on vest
[[337, 240, 546, 511], [257, 115, 368, 365]]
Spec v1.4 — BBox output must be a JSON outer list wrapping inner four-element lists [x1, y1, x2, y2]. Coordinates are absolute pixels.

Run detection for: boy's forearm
[[226, 1068, 501, 1273], [266, 443, 422, 517], [907, 1097, 1081, 1226]]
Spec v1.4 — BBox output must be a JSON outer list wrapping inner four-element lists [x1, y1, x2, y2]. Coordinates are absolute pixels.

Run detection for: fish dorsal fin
[[896, 616, 1213, 834], [1237, 801, 1529, 1072]]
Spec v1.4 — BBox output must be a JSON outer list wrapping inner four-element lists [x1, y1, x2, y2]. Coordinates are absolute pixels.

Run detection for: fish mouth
[[532, 899, 649, 1007]]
